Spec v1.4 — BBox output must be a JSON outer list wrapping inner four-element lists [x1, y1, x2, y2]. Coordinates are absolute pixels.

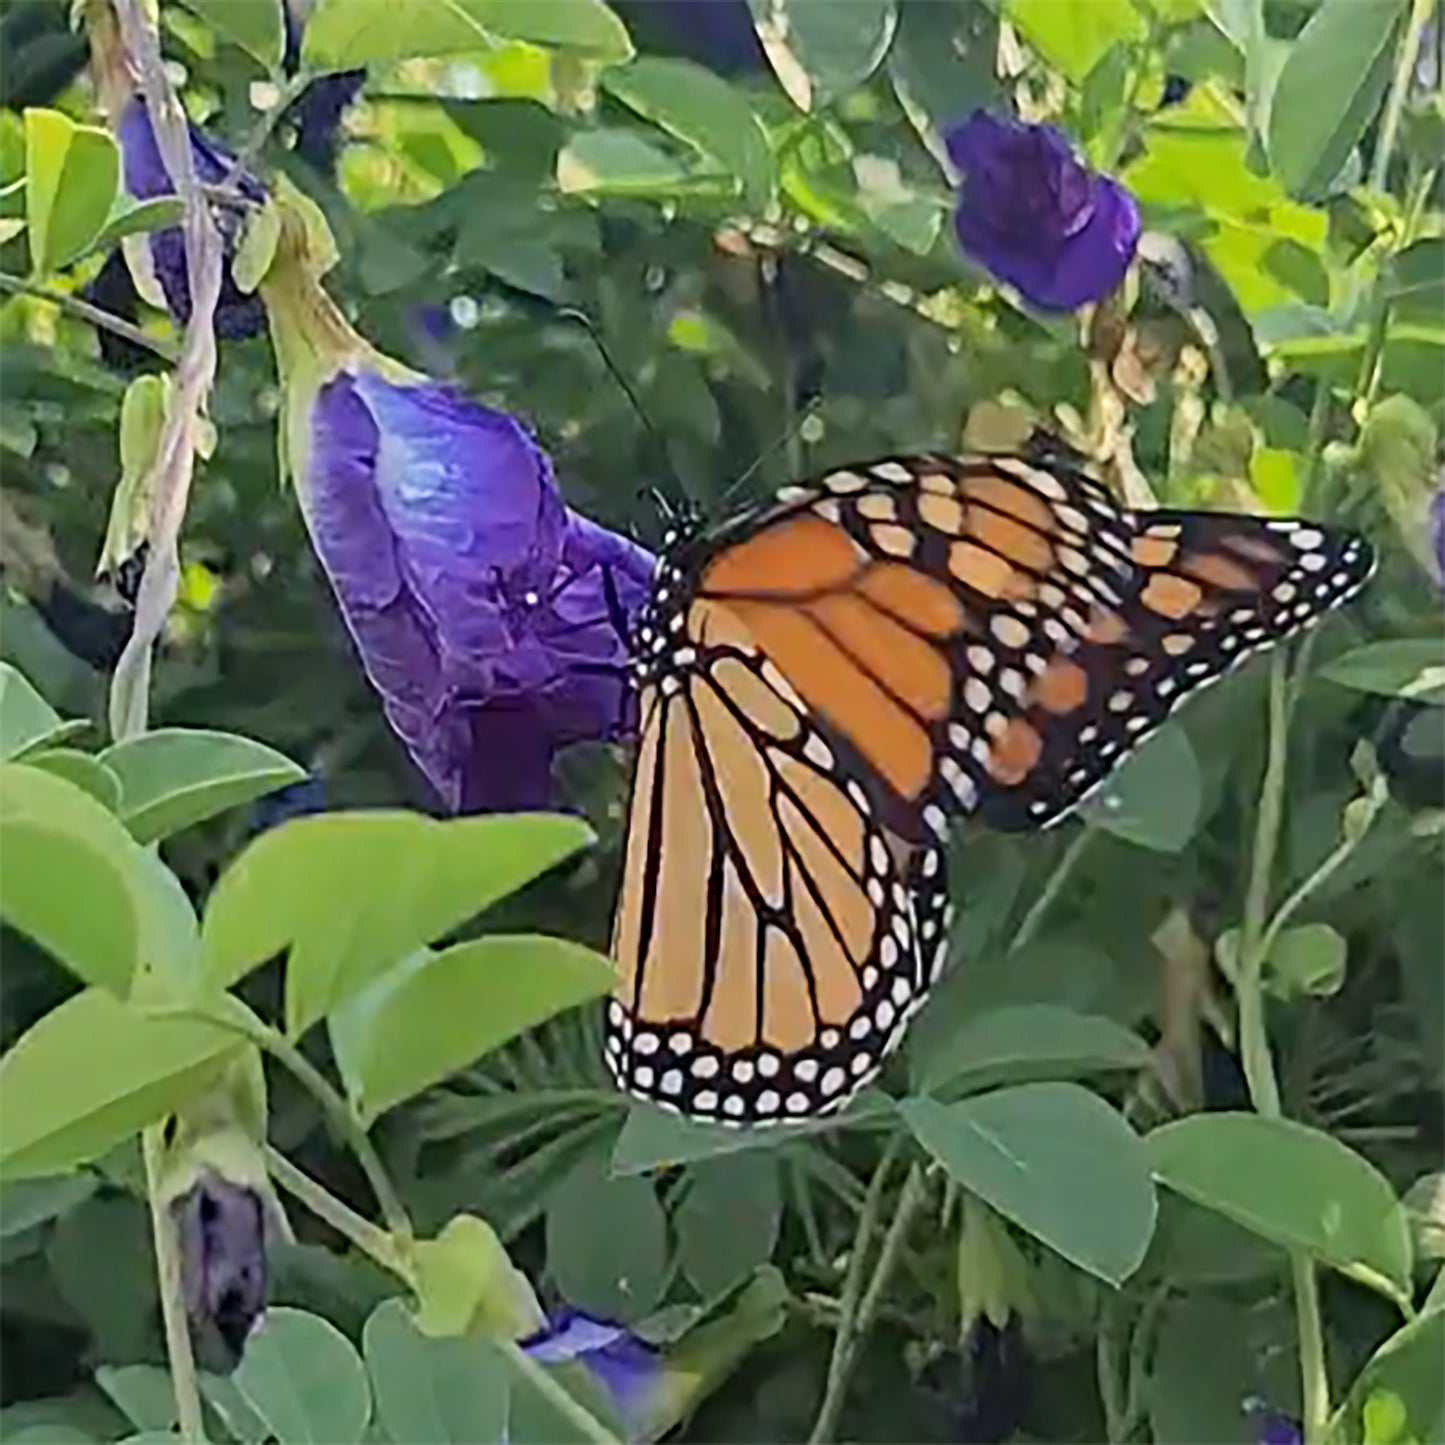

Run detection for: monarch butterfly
[[605, 438, 1374, 1125]]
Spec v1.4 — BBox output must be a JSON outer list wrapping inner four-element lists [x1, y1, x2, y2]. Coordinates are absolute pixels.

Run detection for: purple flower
[[1431, 475, 1445, 589], [524, 1309, 662, 1439], [173, 1171, 267, 1373], [115, 97, 266, 338], [945, 110, 1140, 313], [1245, 1399, 1302, 1445], [304, 369, 654, 812]]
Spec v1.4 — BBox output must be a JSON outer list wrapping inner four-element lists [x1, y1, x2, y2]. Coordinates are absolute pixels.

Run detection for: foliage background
[[0, 0, 1442, 1442]]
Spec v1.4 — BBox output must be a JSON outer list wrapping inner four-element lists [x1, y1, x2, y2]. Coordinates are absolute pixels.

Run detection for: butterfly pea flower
[[255, 192, 655, 812], [944, 110, 1140, 313], [524, 1309, 663, 1440]]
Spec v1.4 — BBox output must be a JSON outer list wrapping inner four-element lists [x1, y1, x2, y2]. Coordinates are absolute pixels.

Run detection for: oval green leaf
[[99, 728, 306, 844], [24, 108, 120, 274], [340, 934, 614, 1122], [676, 1155, 781, 1299], [1323, 638, 1445, 703], [0, 989, 239, 1181], [910, 1004, 1149, 1095], [1006, 0, 1144, 84], [302, 0, 633, 70], [363, 1298, 509, 1445], [901, 1083, 1157, 1285], [1331, 1308, 1444, 1445], [747, 0, 898, 112], [1148, 1112, 1414, 1306], [198, 810, 594, 1036], [1267, 0, 1409, 198], [0, 662, 77, 760], [234, 1308, 371, 1445], [175, 0, 285, 69], [1081, 726, 1203, 852]]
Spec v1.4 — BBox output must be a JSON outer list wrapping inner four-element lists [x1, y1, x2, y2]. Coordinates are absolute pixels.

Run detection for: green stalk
[[1368, 0, 1437, 195], [143, 1125, 208, 1444], [0, 271, 180, 362]]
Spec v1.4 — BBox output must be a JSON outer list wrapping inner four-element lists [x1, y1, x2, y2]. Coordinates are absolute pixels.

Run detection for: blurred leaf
[[48, 1194, 157, 1364], [546, 1153, 668, 1321], [234, 1308, 371, 1445], [1148, 1112, 1414, 1306], [676, 1155, 782, 1298], [910, 1003, 1149, 1095], [0, 1174, 97, 1238], [1006, 0, 1144, 83], [0, 763, 146, 996], [1267, 0, 1409, 198], [176, 0, 286, 70], [1331, 1309, 1444, 1445], [747, 0, 898, 112], [94, 1367, 176, 1436], [302, 0, 633, 69], [198, 810, 594, 1035], [604, 57, 774, 208], [98, 728, 306, 844], [21, 749, 122, 811], [363, 1298, 510, 1444], [1323, 639, 1445, 703], [0, 988, 239, 1181], [332, 935, 614, 1122], [411, 1213, 543, 1340], [901, 1083, 1157, 1284], [557, 127, 724, 197], [888, 0, 1001, 164], [1, 658, 78, 762], [24, 108, 119, 274], [1389, 238, 1445, 322], [1080, 726, 1203, 852]]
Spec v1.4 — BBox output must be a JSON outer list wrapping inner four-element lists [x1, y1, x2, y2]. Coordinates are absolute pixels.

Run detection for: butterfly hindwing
[[607, 598, 950, 1125]]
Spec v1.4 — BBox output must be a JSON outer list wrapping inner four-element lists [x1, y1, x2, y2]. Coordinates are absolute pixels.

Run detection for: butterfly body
[[607, 442, 1375, 1126]]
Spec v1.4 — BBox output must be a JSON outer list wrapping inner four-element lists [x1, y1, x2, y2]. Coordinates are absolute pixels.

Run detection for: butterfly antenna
[[715, 392, 824, 515], [554, 307, 685, 521]]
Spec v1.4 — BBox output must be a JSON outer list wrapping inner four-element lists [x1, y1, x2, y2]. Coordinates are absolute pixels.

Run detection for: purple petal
[[1029, 175, 1139, 312], [116, 98, 266, 338], [304, 371, 654, 813], [523, 1309, 661, 1439], [1431, 478, 1445, 588]]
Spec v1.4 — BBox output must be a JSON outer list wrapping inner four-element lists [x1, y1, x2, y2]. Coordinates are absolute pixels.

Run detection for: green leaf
[[362, 1299, 509, 1444], [747, 0, 898, 112], [95, 1366, 179, 1436], [1388, 238, 1445, 323], [901, 1084, 1157, 1284], [198, 810, 594, 1036], [0, 662, 78, 760], [676, 1155, 782, 1298], [1332, 1309, 1444, 1445], [1080, 727, 1203, 852], [610, 1092, 889, 1174], [23, 108, 120, 274], [888, 1, 1001, 165], [1148, 1113, 1414, 1306], [1006, 0, 1145, 84], [411, 1213, 544, 1341], [0, 763, 145, 995], [234, 1308, 371, 1445], [603, 58, 774, 208], [302, 0, 633, 70], [1267, 0, 1409, 198], [0, 1174, 97, 1238], [91, 196, 184, 253], [910, 1004, 1149, 1095], [19, 749, 122, 812], [0, 988, 239, 1180], [175, 0, 286, 70], [98, 728, 306, 844], [557, 128, 720, 198], [546, 1153, 668, 1321], [1323, 639, 1445, 704], [331, 935, 615, 1123], [100, 373, 171, 576]]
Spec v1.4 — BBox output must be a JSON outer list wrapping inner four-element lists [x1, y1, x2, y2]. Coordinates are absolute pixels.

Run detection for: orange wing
[[607, 596, 949, 1126]]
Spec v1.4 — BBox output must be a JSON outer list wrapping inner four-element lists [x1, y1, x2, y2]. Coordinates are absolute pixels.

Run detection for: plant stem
[[1368, 0, 1436, 195], [1011, 826, 1092, 952], [807, 1135, 903, 1444], [263, 1145, 411, 1283], [1234, 650, 1332, 1441], [498, 1337, 623, 1445], [1096, 1295, 1128, 1443], [252, 1023, 414, 1249], [0, 270, 180, 361], [142, 1125, 208, 1444]]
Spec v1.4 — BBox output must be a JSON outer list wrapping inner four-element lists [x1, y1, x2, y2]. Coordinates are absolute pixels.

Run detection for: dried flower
[[945, 110, 1140, 313]]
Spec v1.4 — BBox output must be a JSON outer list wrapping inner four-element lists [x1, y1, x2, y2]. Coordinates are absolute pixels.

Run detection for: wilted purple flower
[[524, 1309, 662, 1439], [304, 369, 654, 812], [1431, 476, 1445, 589], [945, 110, 1140, 313], [173, 1171, 267, 1373], [115, 97, 267, 338], [1244, 1398, 1302, 1445]]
